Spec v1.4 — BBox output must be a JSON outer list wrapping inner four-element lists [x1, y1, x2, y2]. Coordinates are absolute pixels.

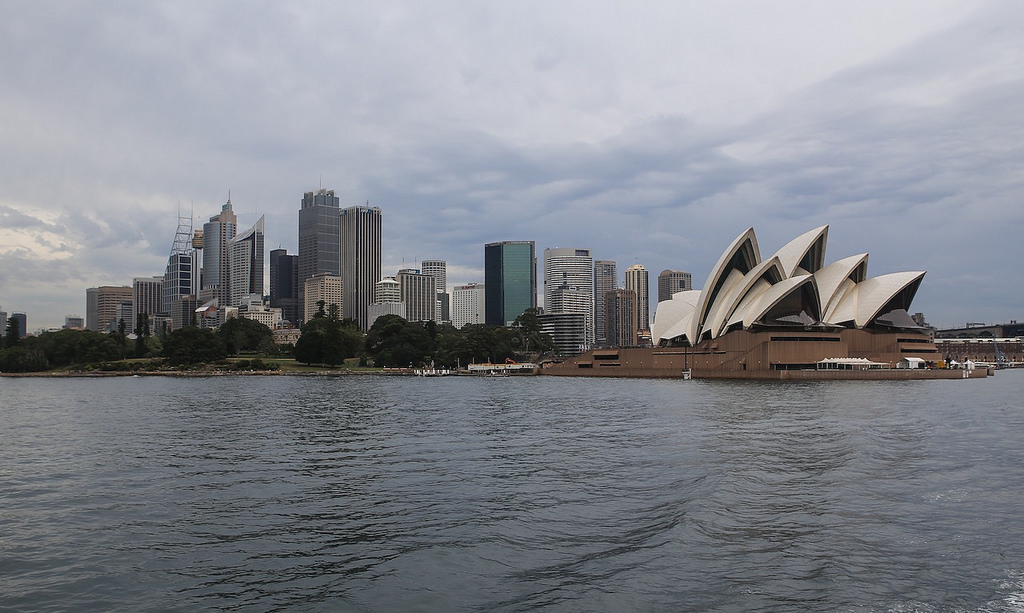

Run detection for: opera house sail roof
[[651, 225, 927, 347]]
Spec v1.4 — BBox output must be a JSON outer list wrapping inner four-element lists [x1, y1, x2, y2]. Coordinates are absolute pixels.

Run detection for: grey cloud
[[3, 1, 1022, 329]]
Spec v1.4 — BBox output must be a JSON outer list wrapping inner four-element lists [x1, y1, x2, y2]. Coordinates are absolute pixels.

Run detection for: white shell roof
[[735, 274, 815, 330], [814, 253, 868, 317], [652, 290, 700, 345], [828, 271, 925, 328], [770, 225, 828, 277], [704, 256, 784, 339], [692, 227, 760, 342], [652, 227, 927, 345]]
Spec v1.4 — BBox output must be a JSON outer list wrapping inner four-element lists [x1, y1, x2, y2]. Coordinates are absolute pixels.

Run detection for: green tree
[[162, 327, 227, 366], [3, 316, 20, 349], [34, 329, 120, 367], [365, 315, 433, 367], [217, 317, 274, 356], [0, 346, 48, 372], [134, 312, 151, 358], [512, 308, 554, 356], [293, 322, 325, 365], [294, 317, 362, 366], [452, 324, 515, 364]]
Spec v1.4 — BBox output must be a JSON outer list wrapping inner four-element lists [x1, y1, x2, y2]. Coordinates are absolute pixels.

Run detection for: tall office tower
[[605, 288, 638, 348], [303, 273, 342, 323], [162, 212, 200, 315], [228, 215, 265, 307], [86, 286, 133, 332], [544, 247, 595, 348], [269, 249, 300, 325], [657, 269, 692, 303], [397, 269, 437, 323], [116, 301, 134, 331], [201, 198, 238, 307], [421, 259, 448, 323], [538, 312, 587, 355], [298, 188, 341, 323], [133, 276, 163, 331], [451, 283, 485, 329], [625, 264, 650, 332], [9, 312, 27, 339], [593, 260, 618, 347], [484, 241, 536, 327], [340, 205, 382, 330], [0, 308, 7, 337]]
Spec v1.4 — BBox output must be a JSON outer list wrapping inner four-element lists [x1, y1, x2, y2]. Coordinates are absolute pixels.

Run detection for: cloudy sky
[[2, 0, 1021, 330]]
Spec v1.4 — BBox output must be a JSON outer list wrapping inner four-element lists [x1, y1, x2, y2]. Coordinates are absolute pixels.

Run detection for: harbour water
[[2, 373, 1023, 612]]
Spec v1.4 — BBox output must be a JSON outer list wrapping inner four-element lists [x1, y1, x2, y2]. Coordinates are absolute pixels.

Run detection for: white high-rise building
[[421, 259, 447, 323], [397, 269, 436, 323], [544, 247, 594, 347], [228, 216, 265, 307], [625, 263, 650, 332], [133, 276, 163, 332], [452, 283, 485, 329], [375, 276, 401, 303]]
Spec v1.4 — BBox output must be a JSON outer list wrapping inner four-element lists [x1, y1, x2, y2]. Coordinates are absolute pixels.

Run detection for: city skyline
[[3, 2, 1023, 330], [37, 193, 669, 337]]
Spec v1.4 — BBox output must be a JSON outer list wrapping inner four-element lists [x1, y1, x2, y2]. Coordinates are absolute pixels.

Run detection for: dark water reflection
[[2, 374, 1023, 612]]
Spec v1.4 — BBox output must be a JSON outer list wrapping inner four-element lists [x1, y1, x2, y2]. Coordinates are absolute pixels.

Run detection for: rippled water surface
[[2, 373, 1023, 612]]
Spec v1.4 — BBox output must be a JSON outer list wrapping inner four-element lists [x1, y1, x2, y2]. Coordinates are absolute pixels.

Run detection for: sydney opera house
[[545, 225, 986, 379]]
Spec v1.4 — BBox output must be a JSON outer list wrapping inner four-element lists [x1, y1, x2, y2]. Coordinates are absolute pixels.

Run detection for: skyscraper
[[162, 211, 200, 316], [201, 198, 238, 308], [657, 269, 692, 303], [228, 215, 265, 307], [625, 264, 650, 332], [421, 259, 448, 323], [269, 249, 300, 325], [452, 283, 485, 329], [538, 312, 587, 355], [86, 286, 133, 332], [593, 260, 617, 347], [298, 189, 341, 323], [340, 205, 382, 329], [605, 288, 638, 348], [303, 273, 342, 323], [397, 268, 436, 323], [485, 241, 536, 327], [133, 276, 163, 332], [543, 247, 594, 348], [9, 312, 27, 339]]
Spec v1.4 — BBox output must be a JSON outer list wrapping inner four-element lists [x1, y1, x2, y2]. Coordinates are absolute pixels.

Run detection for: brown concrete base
[[540, 331, 992, 380]]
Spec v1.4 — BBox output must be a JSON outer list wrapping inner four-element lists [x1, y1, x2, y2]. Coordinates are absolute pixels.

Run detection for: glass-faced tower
[[298, 189, 340, 323], [484, 241, 537, 327]]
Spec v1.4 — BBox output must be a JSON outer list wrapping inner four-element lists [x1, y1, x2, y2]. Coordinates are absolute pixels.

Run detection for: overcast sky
[[2, 0, 1021, 330]]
